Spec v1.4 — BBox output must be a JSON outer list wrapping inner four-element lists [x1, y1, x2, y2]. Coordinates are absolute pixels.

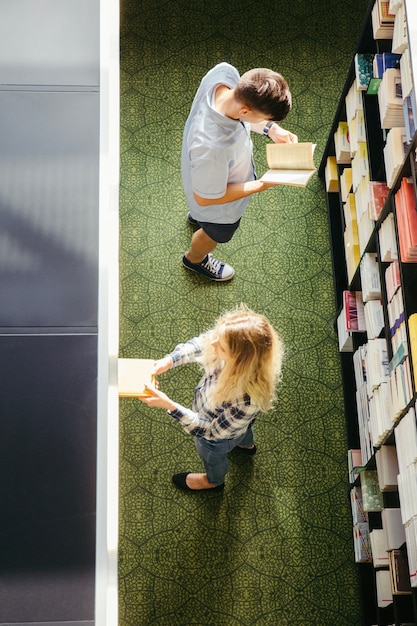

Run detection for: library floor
[[119, 0, 370, 624]]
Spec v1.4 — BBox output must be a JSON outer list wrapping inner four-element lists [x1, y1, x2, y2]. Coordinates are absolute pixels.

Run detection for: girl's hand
[[153, 356, 173, 376], [138, 384, 177, 412]]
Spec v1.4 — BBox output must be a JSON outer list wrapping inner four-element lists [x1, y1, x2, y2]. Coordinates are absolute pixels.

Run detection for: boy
[[181, 62, 297, 281]]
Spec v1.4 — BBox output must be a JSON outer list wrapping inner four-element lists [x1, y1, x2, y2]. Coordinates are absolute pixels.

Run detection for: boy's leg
[[185, 228, 217, 264]]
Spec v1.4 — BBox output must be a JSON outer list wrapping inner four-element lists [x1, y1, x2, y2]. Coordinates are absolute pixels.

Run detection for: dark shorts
[[197, 219, 241, 243]]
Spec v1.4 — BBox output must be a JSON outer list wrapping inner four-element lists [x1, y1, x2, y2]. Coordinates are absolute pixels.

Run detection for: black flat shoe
[[172, 472, 225, 492], [236, 444, 257, 456]]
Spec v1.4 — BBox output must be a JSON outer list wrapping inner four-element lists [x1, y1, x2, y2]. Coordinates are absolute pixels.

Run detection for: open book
[[118, 358, 156, 398], [260, 142, 316, 187]]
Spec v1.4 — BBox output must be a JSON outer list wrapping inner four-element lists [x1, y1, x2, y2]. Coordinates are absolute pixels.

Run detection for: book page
[[266, 142, 316, 170], [260, 168, 315, 187], [118, 358, 155, 397]]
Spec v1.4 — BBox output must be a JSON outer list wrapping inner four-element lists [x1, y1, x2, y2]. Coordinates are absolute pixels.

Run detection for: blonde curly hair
[[199, 305, 284, 412]]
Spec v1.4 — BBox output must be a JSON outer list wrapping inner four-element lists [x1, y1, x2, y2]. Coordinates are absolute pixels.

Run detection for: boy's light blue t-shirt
[[181, 63, 256, 224]]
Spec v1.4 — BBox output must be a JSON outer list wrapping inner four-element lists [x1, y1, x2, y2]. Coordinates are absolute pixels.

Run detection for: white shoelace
[[202, 254, 222, 275]]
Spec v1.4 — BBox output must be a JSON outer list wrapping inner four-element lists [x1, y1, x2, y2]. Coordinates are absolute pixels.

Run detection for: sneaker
[[187, 212, 200, 226], [182, 253, 235, 281]]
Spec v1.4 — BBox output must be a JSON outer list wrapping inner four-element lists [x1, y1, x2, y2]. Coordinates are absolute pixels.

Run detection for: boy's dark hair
[[235, 68, 292, 122]]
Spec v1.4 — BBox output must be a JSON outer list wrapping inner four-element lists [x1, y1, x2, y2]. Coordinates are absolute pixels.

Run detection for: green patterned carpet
[[119, 1, 369, 624]]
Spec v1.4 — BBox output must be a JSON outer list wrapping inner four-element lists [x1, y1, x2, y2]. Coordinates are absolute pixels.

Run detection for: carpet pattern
[[119, 1, 370, 624]]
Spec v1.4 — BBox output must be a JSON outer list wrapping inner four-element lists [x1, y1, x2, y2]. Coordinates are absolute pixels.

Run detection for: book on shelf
[[388, 356, 413, 420], [364, 299, 385, 339], [334, 121, 350, 164], [372, 0, 395, 40], [360, 253, 381, 302], [376, 445, 399, 491], [345, 80, 363, 123], [392, 0, 408, 54], [387, 286, 407, 355], [404, 516, 417, 587], [325, 156, 338, 192], [348, 449, 363, 482], [378, 68, 404, 129], [394, 177, 417, 262], [370, 528, 389, 568], [384, 126, 407, 188], [369, 381, 392, 446], [380, 215, 398, 262], [394, 405, 417, 474], [381, 507, 406, 550], [337, 309, 353, 353], [400, 47, 413, 99], [355, 53, 374, 91], [353, 522, 372, 563], [361, 470, 384, 511], [385, 259, 401, 303], [343, 290, 366, 331], [397, 460, 417, 525], [403, 90, 417, 144], [369, 180, 389, 220], [118, 358, 156, 398], [260, 142, 316, 187], [373, 52, 401, 79], [376, 569, 393, 608], [409, 314, 417, 391], [389, 548, 412, 594], [348, 109, 366, 156], [340, 167, 352, 202], [351, 485, 368, 524]]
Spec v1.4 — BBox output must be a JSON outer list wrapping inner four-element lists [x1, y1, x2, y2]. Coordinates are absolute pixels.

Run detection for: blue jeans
[[194, 426, 254, 485]]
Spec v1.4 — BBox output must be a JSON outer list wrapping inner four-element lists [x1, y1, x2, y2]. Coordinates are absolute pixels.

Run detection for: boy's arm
[[193, 179, 277, 206], [250, 121, 298, 144]]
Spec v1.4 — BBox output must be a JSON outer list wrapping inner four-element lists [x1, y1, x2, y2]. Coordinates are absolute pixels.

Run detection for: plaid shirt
[[167, 335, 259, 441]]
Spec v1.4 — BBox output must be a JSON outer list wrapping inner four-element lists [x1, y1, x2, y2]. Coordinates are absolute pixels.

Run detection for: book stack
[[337, 309, 353, 352], [409, 314, 417, 390], [334, 121, 350, 164], [369, 180, 389, 220], [378, 68, 404, 128], [394, 177, 417, 262], [352, 144, 373, 254], [371, 0, 395, 39], [383, 126, 407, 188], [388, 352, 413, 422], [382, 507, 406, 549], [379, 214, 398, 262]]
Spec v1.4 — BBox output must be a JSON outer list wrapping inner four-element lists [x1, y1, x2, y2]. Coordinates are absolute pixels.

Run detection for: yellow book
[[260, 142, 316, 187], [118, 358, 156, 398], [325, 156, 339, 192]]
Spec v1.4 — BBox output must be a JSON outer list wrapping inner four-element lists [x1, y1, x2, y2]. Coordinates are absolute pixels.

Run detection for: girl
[[139, 305, 284, 492]]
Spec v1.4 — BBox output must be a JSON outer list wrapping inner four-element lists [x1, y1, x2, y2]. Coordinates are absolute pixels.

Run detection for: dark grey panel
[[0, 334, 96, 622], [0, 91, 99, 328], [0, 0, 99, 87]]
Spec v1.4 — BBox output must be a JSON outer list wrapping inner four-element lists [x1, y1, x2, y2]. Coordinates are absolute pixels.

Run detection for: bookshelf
[[319, 1, 417, 624]]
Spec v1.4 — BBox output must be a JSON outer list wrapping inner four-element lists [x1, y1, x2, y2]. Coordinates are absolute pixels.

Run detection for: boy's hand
[[269, 124, 298, 144]]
